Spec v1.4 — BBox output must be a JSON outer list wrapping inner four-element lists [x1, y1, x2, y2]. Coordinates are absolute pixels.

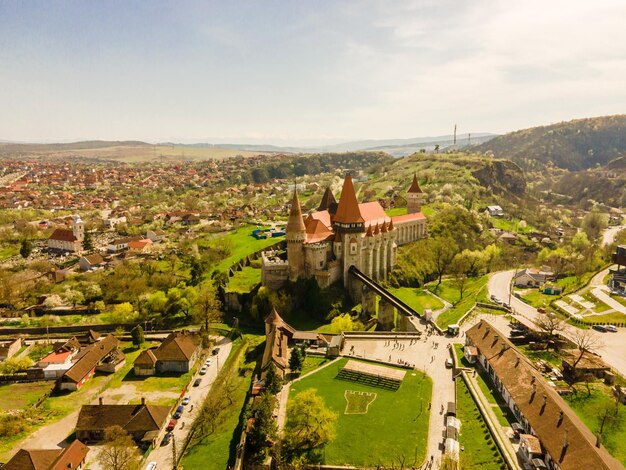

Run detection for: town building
[[47, 215, 84, 253], [78, 253, 106, 272], [261, 174, 427, 297], [133, 331, 200, 376], [514, 268, 555, 288], [465, 320, 622, 470], [0, 337, 22, 361], [76, 398, 169, 447], [4, 439, 89, 470]]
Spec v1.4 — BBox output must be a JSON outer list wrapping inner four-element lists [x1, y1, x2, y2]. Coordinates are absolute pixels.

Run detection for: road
[[488, 270, 626, 377], [602, 225, 625, 246], [142, 339, 233, 470]]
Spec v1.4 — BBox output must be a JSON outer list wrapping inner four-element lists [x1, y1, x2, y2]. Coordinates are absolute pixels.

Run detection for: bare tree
[[193, 281, 222, 346], [535, 312, 566, 346], [571, 329, 603, 372], [96, 426, 141, 470]]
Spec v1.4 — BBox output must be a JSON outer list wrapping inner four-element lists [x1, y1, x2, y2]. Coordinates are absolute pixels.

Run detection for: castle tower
[[318, 186, 337, 212], [286, 189, 306, 281], [72, 215, 84, 242], [406, 174, 423, 214]]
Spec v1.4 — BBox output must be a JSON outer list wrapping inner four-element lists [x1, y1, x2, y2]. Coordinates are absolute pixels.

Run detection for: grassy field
[[578, 312, 626, 324], [520, 273, 595, 309], [387, 287, 444, 314], [288, 357, 432, 467], [517, 345, 562, 368], [564, 384, 626, 465], [491, 217, 535, 234], [581, 292, 612, 312], [301, 354, 332, 376], [432, 275, 490, 329], [609, 294, 626, 308], [225, 266, 261, 293], [0, 244, 19, 260], [0, 381, 53, 411], [199, 225, 282, 275], [456, 378, 508, 470], [471, 367, 517, 427], [182, 336, 262, 470]]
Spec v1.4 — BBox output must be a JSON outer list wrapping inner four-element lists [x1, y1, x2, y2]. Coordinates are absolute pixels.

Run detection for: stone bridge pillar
[[361, 288, 377, 317], [397, 313, 409, 332], [378, 299, 395, 331]]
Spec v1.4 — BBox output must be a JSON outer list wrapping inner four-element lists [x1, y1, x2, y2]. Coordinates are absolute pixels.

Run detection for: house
[[514, 268, 555, 288], [519, 434, 545, 469], [78, 253, 106, 272], [146, 229, 165, 242], [487, 205, 504, 217], [4, 439, 89, 470], [107, 235, 143, 253], [561, 350, 610, 379], [76, 397, 169, 447], [103, 215, 126, 228], [465, 320, 622, 470], [58, 334, 124, 391], [36, 337, 81, 379], [133, 331, 200, 376], [127, 238, 153, 252], [0, 337, 22, 361]]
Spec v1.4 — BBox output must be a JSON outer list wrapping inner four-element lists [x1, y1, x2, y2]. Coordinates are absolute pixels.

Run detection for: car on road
[[166, 419, 177, 432], [537, 307, 547, 314], [490, 295, 502, 305], [445, 358, 454, 369], [503, 302, 511, 310], [146, 462, 158, 470], [161, 432, 172, 447], [212, 347, 220, 355], [193, 378, 202, 387], [205, 358, 212, 366], [173, 405, 184, 419], [199, 366, 208, 375], [592, 324, 607, 332], [604, 325, 618, 332], [182, 395, 190, 405]]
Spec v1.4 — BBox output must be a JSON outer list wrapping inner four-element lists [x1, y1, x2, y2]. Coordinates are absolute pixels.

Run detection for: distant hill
[[475, 115, 626, 170]]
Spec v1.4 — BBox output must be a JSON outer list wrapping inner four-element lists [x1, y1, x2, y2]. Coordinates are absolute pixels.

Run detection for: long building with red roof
[[262, 174, 426, 291]]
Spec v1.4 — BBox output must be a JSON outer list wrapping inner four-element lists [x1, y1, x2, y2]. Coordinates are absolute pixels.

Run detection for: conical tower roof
[[333, 175, 364, 224], [388, 218, 394, 231], [317, 187, 337, 211], [365, 225, 373, 237], [286, 189, 306, 233], [373, 223, 380, 235], [407, 174, 423, 194], [381, 221, 388, 233]]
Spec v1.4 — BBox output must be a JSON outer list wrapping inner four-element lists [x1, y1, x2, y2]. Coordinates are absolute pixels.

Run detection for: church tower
[[72, 215, 84, 242], [286, 188, 306, 281], [406, 174, 423, 214]]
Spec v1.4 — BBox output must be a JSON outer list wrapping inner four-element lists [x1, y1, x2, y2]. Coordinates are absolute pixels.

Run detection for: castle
[[261, 174, 427, 295]]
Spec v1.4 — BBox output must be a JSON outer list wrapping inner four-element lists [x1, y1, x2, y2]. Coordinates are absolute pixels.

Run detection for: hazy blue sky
[[1, 1, 625, 145]]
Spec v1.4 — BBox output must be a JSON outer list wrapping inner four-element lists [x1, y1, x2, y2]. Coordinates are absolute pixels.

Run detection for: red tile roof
[[286, 190, 306, 233], [48, 229, 76, 242], [407, 174, 423, 193], [333, 175, 364, 224], [391, 212, 426, 223]]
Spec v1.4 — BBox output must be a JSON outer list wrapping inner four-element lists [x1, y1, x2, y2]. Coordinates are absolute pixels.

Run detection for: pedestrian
[[428, 402, 431, 410]]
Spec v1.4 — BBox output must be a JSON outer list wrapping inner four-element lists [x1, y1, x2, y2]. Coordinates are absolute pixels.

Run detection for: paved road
[[602, 225, 625, 246], [488, 270, 626, 377], [142, 339, 233, 470]]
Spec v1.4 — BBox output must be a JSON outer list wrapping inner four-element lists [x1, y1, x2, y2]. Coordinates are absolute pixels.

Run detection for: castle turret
[[286, 189, 306, 281], [318, 187, 337, 213], [406, 174, 423, 214], [333, 175, 365, 233]]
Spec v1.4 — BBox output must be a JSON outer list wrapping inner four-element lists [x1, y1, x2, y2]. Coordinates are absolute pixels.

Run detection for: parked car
[[193, 378, 202, 387], [537, 307, 547, 314], [146, 462, 158, 470], [161, 432, 172, 447], [604, 325, 618, 332], [182, 395, 190, 405], [205, 358, 212, 366], [592, 324, 607, 332], [491, 296, 502, 305], [503, 302, 511, 310], [199, 366, 208, 375], [173, 405, 184, 419], [212, 347, 220, 355], [445, 358, 453, 369]]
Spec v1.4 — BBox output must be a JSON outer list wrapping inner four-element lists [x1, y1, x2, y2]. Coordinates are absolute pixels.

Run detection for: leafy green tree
[[289, 348, 304, 374], [146, 291, 168, 318], [193, 281, 222, 339], [96, 426, 141, 470], [130, 325, 144, 348], [264, 363, 283, 394], [283, 388, 337, 455], [247, 393, 278, 461], [111, 302, 136, 323], [329, 313, 365, 333], [63, 288, 85, 307], [19, 239, 32, 258], [83, 230, 94, 251], [0, 356, 34, 375], [429, 236, 459, 287], [581, 210, 607, 242]]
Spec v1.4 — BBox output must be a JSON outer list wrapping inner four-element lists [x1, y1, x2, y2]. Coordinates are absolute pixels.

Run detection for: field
[[431, 274, 490, 329], [0, 381, 53, 411], [225, 266, 262, 293], [456, 378, 508, 470], [387, 287, 444, 314], [519, 273, 595, 308], [288, 357, 432, 467]]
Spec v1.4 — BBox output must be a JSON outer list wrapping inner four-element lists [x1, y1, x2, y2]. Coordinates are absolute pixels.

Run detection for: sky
[[1, 0, 625, 145]]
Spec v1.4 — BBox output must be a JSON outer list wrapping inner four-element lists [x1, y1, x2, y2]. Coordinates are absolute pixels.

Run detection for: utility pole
[[468, 133, 471, 146], [453, 124, 457, 146], [172, 434, 177, 470]]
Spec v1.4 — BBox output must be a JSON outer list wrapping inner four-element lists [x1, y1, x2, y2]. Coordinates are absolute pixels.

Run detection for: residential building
[[146, 229, 165, 242], [78, 253, 105, 272], [133, 331, 200, 376], [4, 439, 89, 470], [107, 235, 143, 253], [514, 268, 555, 288], [47, 215, 84, 253], [487, 205, 504, 217], [465, 320, 622, 470], [0, 337, 22, 361]]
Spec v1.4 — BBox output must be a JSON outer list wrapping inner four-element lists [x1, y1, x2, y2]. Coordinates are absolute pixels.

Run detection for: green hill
[[475, 115, 626, 170]]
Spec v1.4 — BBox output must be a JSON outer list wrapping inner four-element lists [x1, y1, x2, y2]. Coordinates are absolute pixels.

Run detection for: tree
[[130, 325, 144, 348], [111, 302, 136, 323], [19, 239, 32, 258], [450, 252, 471, 300], [329, 313, 365, 333], [265, 363, 283, 394], [429, 236, 458, 287], [581, 210, 607, 242], [146, 291, 168, 319], [83, 230, 94, 251], [283, 388, 337, 455], [289, 348, 304, 374], [96, 425, 141, 470], [0, 356, 34, 375], [247, 392, 278, 462], [570, 329, 603, 373], [63, 288, 85, 307], [193, 282, 222, 340], [534, 312, 566, 346]]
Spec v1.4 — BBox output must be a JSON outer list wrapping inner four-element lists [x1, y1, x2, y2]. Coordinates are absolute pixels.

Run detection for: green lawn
[[582, 292, 612, 313], [384, 207, 407, 217], [520, 274, 596, 309], [182, 336, 261, 470], [200, 225, 283, 274], [300, 354, 331, 376], [579, 312, 626, 325], [564, 384, 626, 465], [609, 294, 626, 308], [471, 367, 517, 427], [491, 217, 535, 234], [225, 266, 261, 293], [0, 244, 19, 260], [432, 275, 490, 329], [387, 287, 444, 314], [456, 378, 508, 470], [0, 381, 54, 411], [288, 357, 432, 467], [517, 345, 562, 368]]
